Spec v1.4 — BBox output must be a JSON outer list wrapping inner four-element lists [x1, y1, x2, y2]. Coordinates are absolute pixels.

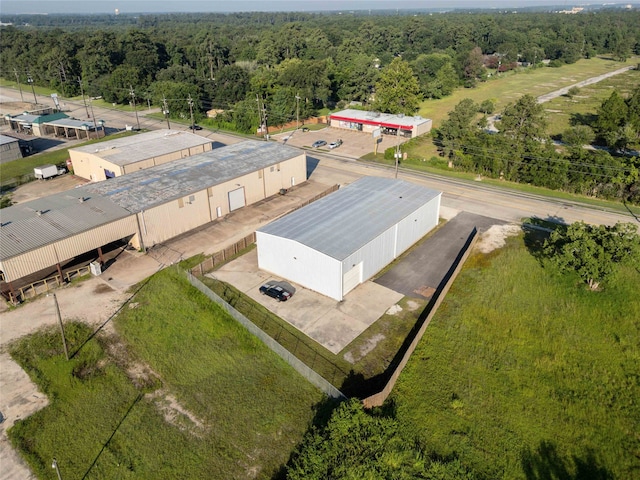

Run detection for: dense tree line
[[434, 88, 640, 204], [1, 10, 639, 132]]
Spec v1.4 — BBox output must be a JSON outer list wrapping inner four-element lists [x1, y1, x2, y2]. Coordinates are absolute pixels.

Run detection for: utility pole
[[256, 93, 264, 135], [129, 85, 140, 131], [27, 72, 37, 104], [59, 62, 67, 96], [162, 96, 171, 129], [13, 68, 24, 102], [88, 97, 98, 140], [53, 294, 69, 361], [295, 94, 300, 130], [78, 77, 90, 118], [262, 100, 269, 140], [394, 128, 401, 179], [187, 94, 195, 133]]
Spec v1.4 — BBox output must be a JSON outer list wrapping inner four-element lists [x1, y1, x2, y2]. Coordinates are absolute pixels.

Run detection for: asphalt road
[[375, 212, 505, 299]]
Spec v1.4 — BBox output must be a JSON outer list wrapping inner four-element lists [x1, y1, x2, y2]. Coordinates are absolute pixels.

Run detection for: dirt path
[[536, 65, 635, 103]]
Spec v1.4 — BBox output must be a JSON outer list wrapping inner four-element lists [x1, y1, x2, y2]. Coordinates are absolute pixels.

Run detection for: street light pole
[[394, 127, 401, 179], [52, 458, 63, 480]]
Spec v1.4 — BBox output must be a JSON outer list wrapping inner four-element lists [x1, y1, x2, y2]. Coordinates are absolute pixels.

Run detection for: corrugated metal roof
[[79, 140, 303, 212], [0, 192, 131, 260], [0, 134, 19, 146], [33, 112, 69, 124], [69, 129, 212, 166], [330, 109, 430, 128], [258, 177, 440, 261]]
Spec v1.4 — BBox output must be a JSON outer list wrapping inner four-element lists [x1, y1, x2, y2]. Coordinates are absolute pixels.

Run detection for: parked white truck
[[34, 164, 66, 180]]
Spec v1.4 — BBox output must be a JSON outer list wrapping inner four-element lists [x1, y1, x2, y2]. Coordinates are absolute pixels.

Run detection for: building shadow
[[340, 227, 478, 399], [521, 440, 613, 480], [306, 156, 319, 178]]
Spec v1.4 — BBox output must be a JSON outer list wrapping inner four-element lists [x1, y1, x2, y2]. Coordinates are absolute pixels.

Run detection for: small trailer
[[34, 164, 66, 180]]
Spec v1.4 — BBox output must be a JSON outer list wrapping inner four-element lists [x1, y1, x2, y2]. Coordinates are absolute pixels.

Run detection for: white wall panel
[[395, 194, 441, 255], [257, 232, 342, 300]]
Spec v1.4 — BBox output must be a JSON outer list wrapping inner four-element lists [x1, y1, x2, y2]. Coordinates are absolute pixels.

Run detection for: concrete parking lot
[[273, 125, 410, 159], [209, 249, 403, 355]]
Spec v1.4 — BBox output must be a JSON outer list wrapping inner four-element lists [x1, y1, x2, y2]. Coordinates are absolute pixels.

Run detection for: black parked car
[[259, 281, 296, 301]]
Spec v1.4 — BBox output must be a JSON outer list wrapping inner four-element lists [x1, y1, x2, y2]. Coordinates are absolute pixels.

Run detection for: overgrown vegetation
[[8, 267, 324, 479], [1, 9, 638, 132], [387, 235, 640, 479]]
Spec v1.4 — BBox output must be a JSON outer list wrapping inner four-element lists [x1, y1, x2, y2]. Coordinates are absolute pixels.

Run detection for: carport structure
[[257, 176, 441, 301]]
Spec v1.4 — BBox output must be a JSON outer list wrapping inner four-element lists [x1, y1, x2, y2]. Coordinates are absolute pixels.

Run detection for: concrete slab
[[209, 249, 403, 355]]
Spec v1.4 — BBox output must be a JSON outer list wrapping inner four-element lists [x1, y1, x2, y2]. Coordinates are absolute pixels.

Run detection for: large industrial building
[[69, 129, 213, 181], [257, 176, 441, 301], [0, 141, 306, 293], [329, 109, 432, 139]]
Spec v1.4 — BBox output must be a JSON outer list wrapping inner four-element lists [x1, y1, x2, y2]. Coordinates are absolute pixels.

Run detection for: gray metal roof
[[9, 114, 39, 124], [46, 118, 96, 129], [79, 140, 303, 212], [0, 191, 131, 260], [0, 134, 19, 146], [258, 176, 440, 261], [69, 129, 212, 167]]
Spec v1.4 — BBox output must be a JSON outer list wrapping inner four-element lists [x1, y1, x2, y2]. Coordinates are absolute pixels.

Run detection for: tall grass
[[390, 236, 640, 479], [8, 267, 324, 479]]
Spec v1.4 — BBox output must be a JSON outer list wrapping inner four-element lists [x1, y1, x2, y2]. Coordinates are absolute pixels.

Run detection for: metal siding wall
[[343, 226, 396, 287], [263, 154, 307, 194], [55, 216, 138, 260], [141, 190, 211, 247], [69, 151, 96, 181], [2, 245, 59, 281], [257, 232, 342, 300], [0, 216, 137, 281], [395, 194, 441, 255]]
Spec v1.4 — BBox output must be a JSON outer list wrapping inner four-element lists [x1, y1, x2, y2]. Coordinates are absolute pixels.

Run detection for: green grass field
[[390, 235, 640, 479], [0, 131, 136, 187], [8, 267, 324, 480]]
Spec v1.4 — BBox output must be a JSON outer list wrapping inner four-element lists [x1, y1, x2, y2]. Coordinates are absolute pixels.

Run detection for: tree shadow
[[569, 113, 597, 128], [522, 440, 613, 480], [522, 215, 567, 263]]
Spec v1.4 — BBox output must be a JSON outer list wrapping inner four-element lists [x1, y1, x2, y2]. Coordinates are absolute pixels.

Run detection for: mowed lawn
[[418, 56, 639, 128], [390, 236, 640, 479], [8, 267, 324, 480]]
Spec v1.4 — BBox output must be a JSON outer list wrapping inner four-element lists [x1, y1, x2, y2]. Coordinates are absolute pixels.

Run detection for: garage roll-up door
[[343, 262, 362, 296], [228, 187, 246, 211]]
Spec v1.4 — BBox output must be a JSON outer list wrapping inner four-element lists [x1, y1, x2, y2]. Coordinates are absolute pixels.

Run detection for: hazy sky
[[0, 0, 574, 15]]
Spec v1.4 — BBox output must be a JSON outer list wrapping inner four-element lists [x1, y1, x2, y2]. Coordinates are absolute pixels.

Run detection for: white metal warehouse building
[[69, 129, 213, 181], [0, 141, 306, 291], [257, 176, 441, 301]]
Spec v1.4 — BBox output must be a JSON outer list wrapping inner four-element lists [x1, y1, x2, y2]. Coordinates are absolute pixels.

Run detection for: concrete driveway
[[208, 249, 403, 355]]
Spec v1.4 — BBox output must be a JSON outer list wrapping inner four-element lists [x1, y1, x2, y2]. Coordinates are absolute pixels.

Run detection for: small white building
[[257, 176, 441, 301], [329, 109, 432, 138]]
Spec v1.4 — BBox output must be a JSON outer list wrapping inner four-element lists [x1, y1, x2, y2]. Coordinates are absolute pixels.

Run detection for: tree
[[373, 57, 421, 115], [562, 125, 595, 148], [462, 46, 485, 87], [286, 399, 475, 479], [436, 98, 478, 158], [543, 221, 640, 290], [596, 90, 628, 144]]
